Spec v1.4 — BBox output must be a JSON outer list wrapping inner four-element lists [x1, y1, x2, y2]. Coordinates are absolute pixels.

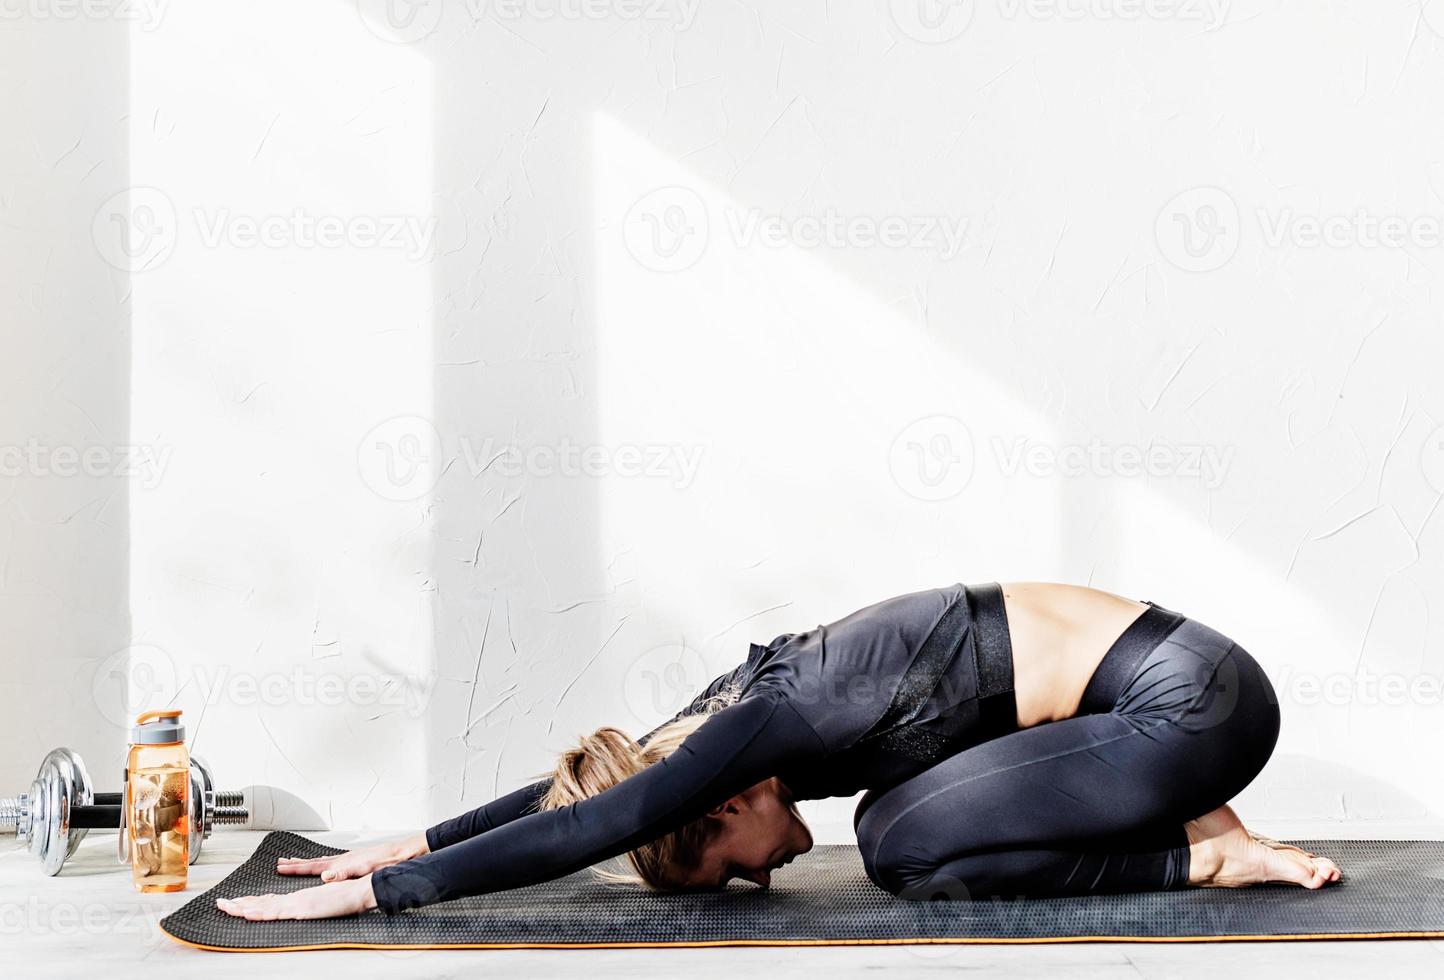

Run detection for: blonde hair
[[536, 681, 745, 889]]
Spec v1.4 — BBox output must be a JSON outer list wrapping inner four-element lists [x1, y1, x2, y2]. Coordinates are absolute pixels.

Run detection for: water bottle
[[120, 710, 191, 892]]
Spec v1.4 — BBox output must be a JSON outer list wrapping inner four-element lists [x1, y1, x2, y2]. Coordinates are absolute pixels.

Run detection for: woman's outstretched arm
[[218, 686, 822, 920], [371, 687, 821, 913]]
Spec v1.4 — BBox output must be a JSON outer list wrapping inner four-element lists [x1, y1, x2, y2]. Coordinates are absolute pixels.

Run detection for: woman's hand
[[217, 876, 379, 921], [276, 834, 429, 882]]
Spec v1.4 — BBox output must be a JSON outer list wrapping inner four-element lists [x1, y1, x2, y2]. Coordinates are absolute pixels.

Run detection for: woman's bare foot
[[1184, 804, 1342, 888]]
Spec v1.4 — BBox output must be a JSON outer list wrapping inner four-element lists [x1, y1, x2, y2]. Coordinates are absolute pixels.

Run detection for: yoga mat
[[161, 832, 1444, 950]]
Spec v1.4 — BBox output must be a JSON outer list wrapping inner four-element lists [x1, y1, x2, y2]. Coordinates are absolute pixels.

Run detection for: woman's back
[[1002, 582, 1149, 728]]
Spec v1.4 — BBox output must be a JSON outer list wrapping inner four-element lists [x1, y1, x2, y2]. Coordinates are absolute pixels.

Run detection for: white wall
[[3, 0, 1442, 836]]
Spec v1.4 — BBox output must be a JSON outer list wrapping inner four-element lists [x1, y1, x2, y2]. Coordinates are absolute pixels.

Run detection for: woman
[[217, 581, 1340, 921]]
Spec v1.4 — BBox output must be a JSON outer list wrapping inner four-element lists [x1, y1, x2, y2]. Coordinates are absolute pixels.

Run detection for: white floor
[[5, 827, 1444, 979]]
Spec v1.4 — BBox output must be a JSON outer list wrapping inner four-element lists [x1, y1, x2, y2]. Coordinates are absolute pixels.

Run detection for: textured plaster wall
[[3, 1, 1442, 837]]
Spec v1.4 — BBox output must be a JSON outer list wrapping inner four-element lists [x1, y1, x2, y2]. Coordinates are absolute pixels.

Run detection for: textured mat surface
[[161, 832, 1444, 950]]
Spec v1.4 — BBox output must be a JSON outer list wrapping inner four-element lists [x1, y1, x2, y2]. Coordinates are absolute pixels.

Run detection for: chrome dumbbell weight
[[0, 748, 248, 875], [0, 749, 109, 875]]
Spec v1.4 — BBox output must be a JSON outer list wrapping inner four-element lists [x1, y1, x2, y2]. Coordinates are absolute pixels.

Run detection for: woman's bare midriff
[[1000, 582, 1149, 729]]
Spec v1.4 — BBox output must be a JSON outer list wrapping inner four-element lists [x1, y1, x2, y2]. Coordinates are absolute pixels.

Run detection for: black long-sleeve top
[[371, 582, 992, 912]]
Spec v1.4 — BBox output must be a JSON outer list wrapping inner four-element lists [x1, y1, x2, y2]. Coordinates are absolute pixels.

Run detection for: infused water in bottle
[[123, 709, 190, 892]]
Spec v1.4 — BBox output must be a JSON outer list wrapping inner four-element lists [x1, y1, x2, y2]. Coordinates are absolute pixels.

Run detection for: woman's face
[[679, 776, 814, 890]]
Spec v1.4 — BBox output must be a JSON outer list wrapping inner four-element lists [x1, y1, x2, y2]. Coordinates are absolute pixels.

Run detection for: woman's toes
[[1255, 843, 1317, 887]]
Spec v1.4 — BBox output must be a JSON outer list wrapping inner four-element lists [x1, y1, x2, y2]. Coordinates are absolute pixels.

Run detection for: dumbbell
[[0, 747, 248, 876]]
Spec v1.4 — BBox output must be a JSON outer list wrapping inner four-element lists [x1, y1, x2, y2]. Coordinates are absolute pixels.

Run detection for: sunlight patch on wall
[[590, 110, 1063, 680]]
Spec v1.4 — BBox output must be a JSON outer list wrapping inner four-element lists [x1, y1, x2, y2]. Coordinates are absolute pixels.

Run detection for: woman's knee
[[856, 815, 975, 899], [854, 794, 911, 893], [854, 793, 959, 897], [1165, 642, 1281, 814]]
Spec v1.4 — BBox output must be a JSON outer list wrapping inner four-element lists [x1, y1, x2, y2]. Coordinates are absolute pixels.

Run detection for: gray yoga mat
[[160, 831, 1444, 949]]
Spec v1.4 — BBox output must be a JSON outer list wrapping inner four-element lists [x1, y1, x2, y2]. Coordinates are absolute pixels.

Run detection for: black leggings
[[852, 602, 1281, 900]]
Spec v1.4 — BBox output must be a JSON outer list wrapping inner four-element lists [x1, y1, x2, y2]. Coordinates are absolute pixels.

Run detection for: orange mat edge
[[161, 926, 1444, 952]]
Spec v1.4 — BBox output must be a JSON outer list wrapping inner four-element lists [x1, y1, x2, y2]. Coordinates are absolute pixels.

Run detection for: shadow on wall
[[0, 21, 131, 789]]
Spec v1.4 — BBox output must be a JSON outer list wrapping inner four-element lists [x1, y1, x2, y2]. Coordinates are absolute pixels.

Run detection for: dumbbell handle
[[0, 797, 21, 834], [71, 805, 122, 829], [1, 791, 246, 836], [94, 789, 247, 821], [0, 798, 117, 833]]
